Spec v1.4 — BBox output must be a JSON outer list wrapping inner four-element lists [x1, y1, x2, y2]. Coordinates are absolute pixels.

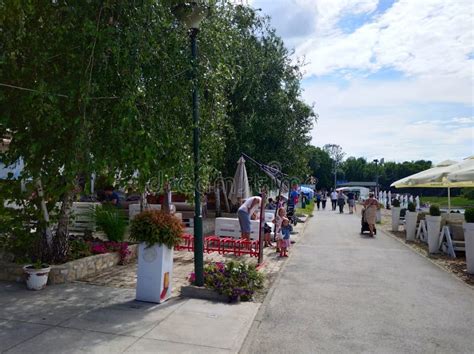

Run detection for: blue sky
[[251, 0, 473, 163]]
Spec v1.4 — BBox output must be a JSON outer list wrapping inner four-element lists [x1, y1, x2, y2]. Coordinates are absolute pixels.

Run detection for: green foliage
[[307, 146, 333, 189], [392, 199, 400, 207], [464, 208, 474, 223], [429, 204, 441, 216], [68, 239, 92, 260], [201, 261, 264, 301], [407, 202, 416, 212], [94, 205, 127, 242], [462, 188, 474, 200], [129, 210, 183, 248]]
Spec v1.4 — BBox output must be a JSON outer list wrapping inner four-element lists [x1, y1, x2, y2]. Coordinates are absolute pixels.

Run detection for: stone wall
[[0, 244, 137, 285]]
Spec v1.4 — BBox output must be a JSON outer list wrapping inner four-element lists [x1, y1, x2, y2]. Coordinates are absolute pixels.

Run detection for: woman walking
[[337, 190, 346, 213], [363, 192, 379, 237]]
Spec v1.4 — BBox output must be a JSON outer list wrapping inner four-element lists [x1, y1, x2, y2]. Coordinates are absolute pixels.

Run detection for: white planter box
[[405, 211, 418, 241], [391, 207, 401, 231], [463, 223, 474, 274], [426, 215, 442, 254], [136, 243, 173, 303]]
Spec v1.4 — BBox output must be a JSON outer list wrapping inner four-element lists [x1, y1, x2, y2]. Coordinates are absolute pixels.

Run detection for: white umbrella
[[229, 156, 251, 205], [391, 159, 471, 211], [446, 156, 474, 187]]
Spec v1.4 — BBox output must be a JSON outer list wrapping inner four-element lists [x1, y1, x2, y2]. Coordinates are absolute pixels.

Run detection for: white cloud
[[298, 0, 474, 79], [251, 0, 474, 162]]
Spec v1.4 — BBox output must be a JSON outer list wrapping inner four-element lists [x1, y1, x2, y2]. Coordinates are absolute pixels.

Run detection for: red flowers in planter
[[90, 241, 131, 265]]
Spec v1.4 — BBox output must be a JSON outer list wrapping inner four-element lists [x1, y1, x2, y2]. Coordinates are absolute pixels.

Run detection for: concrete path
[[0, 282, 258, 353], [243, 210, 474, 353]]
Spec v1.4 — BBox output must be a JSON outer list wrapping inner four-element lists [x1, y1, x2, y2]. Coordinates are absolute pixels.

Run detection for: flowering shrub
[[90, 241, 131, 264], [189, 261, 264, 301], [130, 210, 183, 248]]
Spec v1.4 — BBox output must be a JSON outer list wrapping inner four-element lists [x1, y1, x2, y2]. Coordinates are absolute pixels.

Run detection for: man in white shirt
[[330, 190, 338, 211], [237, 196, 262, 240]]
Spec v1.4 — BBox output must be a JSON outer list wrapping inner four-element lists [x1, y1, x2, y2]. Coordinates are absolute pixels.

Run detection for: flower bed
[[0, 244, 137, 285], [188, 260, 264, 302]]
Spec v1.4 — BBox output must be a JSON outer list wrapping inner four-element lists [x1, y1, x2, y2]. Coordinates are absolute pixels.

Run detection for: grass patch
[[421, 196, 474, 208], [296, 199, 315, 215]]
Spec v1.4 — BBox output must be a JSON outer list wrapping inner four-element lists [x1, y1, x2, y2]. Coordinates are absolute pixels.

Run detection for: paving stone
[[0, 320, 50, 352], [124, 338, 232, 353], [5, 327, 136, 354]]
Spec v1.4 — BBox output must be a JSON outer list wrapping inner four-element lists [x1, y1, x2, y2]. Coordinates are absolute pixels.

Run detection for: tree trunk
[[52, 189, 74, 263]]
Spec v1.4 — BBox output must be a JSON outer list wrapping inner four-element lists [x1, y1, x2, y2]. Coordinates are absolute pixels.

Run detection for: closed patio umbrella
[[229, 156, 251, 205]]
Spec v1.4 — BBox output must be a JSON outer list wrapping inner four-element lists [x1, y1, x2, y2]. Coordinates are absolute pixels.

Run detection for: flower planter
[[23, 265, 51, 290], [405, 211, 418, 242], [391, 207, 401, 231], [136, 243, 173, 303], [426, 215, 442, 254], [463, 223, 474, 274]]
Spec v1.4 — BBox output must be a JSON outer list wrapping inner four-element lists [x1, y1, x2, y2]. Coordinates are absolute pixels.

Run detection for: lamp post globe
[[172, 0, 209, 287]]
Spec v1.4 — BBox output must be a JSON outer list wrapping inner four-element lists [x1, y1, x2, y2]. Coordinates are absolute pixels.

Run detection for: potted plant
[[391, 199, 401, 231], [463, 208, 474, 274], [426, 204, 442, 253], [130, 210, 183, 303], [23, 260, 51, 290], [405, 202, 418, 242]]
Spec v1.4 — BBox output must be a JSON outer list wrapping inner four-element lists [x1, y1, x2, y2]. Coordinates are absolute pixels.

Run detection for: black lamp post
[[173, 1, 209, 287]]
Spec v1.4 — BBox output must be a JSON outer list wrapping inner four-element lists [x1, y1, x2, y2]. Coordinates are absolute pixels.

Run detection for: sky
[[249, 0, 473, 164]]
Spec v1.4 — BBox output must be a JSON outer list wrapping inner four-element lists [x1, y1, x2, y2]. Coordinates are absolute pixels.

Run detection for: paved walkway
[[0, 282, 258, 353], [243, 210, 474, 353]]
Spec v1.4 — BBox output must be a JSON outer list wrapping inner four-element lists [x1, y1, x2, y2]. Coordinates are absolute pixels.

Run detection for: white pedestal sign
[[136, 243, 173, 303]]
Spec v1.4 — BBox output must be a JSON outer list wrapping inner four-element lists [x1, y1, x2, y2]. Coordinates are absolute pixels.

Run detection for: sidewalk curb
[[380, 227, 474, 290], [239, 216, 312, 353]]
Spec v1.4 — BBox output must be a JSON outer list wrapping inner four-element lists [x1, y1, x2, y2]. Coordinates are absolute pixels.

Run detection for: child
[[280, 217, 292, 257], [273, 207, 286, 252]]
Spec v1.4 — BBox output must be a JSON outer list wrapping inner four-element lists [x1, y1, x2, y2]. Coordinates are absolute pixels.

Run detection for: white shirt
[[239, 196, 262, 215], [330, 191, 338, 200]]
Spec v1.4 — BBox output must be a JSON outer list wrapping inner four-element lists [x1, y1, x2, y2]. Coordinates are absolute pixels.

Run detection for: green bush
[[392, 199, 400, 207], [429, 204, 441, 216], [407, 202, 416, 212], [68, 239, 92, 260], [94, 205, 127, 242], [130, 210, 183, 248], [465, 208, 474, 223], [198, 261, 264, 301], [462, 188, 474, 200]]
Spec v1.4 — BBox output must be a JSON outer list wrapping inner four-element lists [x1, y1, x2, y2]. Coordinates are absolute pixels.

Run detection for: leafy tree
[[306, 146, 332, 189]]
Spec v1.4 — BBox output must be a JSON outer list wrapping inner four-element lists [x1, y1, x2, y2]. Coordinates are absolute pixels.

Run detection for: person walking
[[363, 192, 379, 237], [337, 190, 346, 214], [347, 191, 355, 214], [330, 189, 338, 211], [321, 190, 328, 210], [315, 190, 322, 210]]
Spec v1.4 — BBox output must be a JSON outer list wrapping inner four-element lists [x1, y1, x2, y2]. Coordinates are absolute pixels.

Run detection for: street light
[[173, 0, 209, 287]]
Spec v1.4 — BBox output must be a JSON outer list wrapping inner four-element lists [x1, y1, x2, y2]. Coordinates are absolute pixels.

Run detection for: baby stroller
[[286, 202, 298, 226], [361, 208, 376, 235]]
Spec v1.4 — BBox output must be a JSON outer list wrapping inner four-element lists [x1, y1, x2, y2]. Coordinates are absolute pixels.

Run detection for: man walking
[[330, 189, 338, 211]]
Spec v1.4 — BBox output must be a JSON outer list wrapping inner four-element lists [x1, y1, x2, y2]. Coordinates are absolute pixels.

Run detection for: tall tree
[[323, 144, 345, 189]]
